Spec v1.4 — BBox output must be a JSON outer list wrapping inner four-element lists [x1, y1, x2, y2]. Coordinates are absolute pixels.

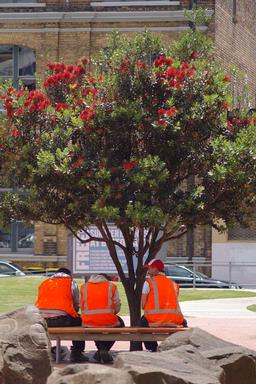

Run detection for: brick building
[[0, 0, 255, 268]]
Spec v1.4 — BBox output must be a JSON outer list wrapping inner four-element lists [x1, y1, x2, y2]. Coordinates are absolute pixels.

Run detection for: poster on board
[[68, 224, 128, 276], [68, 224, 167, 276]]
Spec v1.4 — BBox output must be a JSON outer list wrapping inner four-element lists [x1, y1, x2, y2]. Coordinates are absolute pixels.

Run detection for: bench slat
[[49, 333, 177, 342], [48, 327, 187, 335]]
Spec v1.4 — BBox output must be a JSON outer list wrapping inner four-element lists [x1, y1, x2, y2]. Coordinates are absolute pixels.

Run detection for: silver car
[[0, 261, 26, 277]]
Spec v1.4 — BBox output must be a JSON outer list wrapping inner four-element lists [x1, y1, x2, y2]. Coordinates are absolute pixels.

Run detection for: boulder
[[0, 305, 52, 384], [159, 327, 256, 384], [203, 347, 256, 384], [47, 364, 135, 384], [159, 327, 232, 352], [114, 348, 224, 384]]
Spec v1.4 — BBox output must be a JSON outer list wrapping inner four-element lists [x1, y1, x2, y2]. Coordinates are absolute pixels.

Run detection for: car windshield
[[9, 262, 24, 271], [196, 271, 209, 279], [165, 265, 193, 278]]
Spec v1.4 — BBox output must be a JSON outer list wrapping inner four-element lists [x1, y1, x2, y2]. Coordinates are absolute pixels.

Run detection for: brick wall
[[180, 0, 215, 8], [215, 0, 256, 107]]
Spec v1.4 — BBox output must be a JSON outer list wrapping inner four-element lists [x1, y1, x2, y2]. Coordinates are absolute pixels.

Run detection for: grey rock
[[47, 364, 135, 384], [159, 327, 232, 352], [159, 327, 256, 384], [0, 305, 52, 384], [202, 347, 256, 384], [114, 349, 223, 384]]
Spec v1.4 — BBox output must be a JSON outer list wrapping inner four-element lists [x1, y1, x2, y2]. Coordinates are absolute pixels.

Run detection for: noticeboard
[[69, 224, 129, 275], [68, 224, 167, 276]]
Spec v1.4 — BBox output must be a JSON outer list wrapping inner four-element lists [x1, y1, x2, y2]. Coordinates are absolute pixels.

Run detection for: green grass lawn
[[247, 304, 256, 312], [0, 276, 256, 316]]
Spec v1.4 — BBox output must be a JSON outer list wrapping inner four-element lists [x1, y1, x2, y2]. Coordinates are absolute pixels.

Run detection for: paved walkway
[[180, 297, 256, 319]]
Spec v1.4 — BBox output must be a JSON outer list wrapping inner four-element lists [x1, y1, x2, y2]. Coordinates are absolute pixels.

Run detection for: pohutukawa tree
[[1, 32, 256, 326]]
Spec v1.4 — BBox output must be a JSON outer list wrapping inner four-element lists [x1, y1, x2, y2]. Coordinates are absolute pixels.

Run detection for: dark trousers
[[46, 314, 85, 353], [95, 316, 125, 352], [139, 316, 188, 352], [140, 316, 158, 352]]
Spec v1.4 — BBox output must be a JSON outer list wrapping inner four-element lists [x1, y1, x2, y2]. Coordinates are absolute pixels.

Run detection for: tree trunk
[[125, 287, 143, 351]]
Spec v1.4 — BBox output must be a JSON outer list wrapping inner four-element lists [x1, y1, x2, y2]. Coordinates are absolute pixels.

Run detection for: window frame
[[0, 45, 36, 254]]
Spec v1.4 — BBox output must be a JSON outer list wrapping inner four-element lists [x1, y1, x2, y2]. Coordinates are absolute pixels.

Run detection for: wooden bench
[[48, 326, 188, 363]]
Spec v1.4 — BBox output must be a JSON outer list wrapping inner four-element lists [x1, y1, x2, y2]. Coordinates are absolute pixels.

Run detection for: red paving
[[187, 317, 256, 351]]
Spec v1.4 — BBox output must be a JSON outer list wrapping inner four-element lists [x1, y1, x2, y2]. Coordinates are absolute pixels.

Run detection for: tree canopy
[[1, 30, 256, 324]]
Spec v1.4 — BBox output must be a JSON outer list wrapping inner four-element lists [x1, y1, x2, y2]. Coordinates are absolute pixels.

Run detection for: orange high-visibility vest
[[144, 274, 184, 327], [35, 276, 78, 318], [80, 281, 119, 327]]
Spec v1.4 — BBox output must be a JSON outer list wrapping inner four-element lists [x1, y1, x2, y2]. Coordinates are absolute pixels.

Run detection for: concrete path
[[180, 297, 256, 319]]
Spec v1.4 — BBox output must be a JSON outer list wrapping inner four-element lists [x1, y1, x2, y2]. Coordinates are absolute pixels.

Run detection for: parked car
[[164, 264, 241, 289], [0, 260, 26, 277]]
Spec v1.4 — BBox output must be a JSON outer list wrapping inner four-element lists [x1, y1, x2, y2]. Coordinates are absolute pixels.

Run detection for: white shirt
[[142, 272, 165, 294]]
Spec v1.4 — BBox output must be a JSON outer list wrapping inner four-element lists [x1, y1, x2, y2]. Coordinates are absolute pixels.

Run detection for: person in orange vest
[[80, 273, 124, 363], [36, 267, 88, 363], [140, 259, 187, 352]]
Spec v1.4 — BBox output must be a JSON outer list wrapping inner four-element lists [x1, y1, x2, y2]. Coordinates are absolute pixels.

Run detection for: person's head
[[57, 267, 72, 276], [98, 273, 111, 281], [144, 259, 165, 276]]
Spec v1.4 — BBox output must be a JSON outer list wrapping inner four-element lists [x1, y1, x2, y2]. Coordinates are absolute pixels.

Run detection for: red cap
[[144, 259, 165, 271]]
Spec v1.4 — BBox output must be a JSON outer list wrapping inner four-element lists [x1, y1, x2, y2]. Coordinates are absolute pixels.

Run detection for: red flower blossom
[[224, 74, 231, 82], [137, 60, 146, 70], [223, 102, 229, 110], [72, 157, 84, 168], [186, 69, 195, 77], [158, 107, 177, 117], [190, 51, 200, 59], [84, 126, 92, 133], [11, 127, 20, 137], [227, 121, 234, 130], [158, 119, 167, 127], [165, 67, 177, 77], [154, 56, 173, 67], [110, 166, 117, 173], [181, 62, 190, 70], [175, 82, 184, 88], [120, 59, 129, 74], [99, 162, 107, 169], [56, 103, 68, 111], [80, 108, 95, 121], [176, 69, 186, 80], [14, 107, 23, 116], [82, 88, 97, 97], [169, 79, 176, 87], [123, 160, 137, 172]]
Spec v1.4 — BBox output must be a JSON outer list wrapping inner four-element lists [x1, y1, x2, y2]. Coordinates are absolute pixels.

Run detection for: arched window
[[0, 45, 36, 254]]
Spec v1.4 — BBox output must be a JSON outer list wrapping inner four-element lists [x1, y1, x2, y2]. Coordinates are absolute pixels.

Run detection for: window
[[0, 263, 16, 275], [165, 265, 192, 278], [0, 45, 36, 253], [0, 45, 36, 90]]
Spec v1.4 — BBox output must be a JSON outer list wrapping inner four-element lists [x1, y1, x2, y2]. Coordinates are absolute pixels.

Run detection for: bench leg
[[56, 338, 61, 364]]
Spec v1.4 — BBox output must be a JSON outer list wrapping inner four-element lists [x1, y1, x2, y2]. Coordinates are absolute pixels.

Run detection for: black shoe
[[99, 350, 113, 364], [70, 351, 89, 363]]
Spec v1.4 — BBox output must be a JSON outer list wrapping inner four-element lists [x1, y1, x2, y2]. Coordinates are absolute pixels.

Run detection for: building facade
[[0, 0, 255, 268]]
